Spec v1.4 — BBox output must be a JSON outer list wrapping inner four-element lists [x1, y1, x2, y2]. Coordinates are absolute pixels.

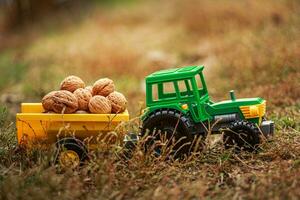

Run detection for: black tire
[[122, 133, 139, 159], [223, 120, 260, 152], [54, 138, 88, 168], [141, 109, 201, 158]]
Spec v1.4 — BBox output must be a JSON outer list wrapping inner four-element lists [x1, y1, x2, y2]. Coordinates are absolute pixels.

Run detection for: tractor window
[[150, 80, 195, 102], [162, 81, 177, 99], [151, 84, 159, 101], [195, 74, 207, 97], [177, 80, 188, 92], [151, 82, 177, 102], [163, 82, 176, 94], [177, 80, 193, 97], [195, 74, 203, 90]]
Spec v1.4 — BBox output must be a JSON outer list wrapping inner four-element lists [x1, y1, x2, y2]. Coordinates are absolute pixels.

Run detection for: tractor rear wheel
[[223, 120, 260, 152], [141, 109, 203, 158]]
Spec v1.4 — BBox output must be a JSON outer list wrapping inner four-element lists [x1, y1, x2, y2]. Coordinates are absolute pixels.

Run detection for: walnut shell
[[92, 78, 115, 96], [52, 90, 78, 114], [75, 110, 89, 114], [107, 91, 127, 113], [85, 85, 93, 93], [60, 75, 85, 92], [88, 95, 111, 114], [73, 88, 92, 111], [42, 91, 58, 111]]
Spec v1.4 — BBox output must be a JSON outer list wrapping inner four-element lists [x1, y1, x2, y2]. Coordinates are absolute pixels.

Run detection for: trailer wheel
[[122, 133, 139, 159], [223, 120, 260, 152], [54, 138, 88, 169]]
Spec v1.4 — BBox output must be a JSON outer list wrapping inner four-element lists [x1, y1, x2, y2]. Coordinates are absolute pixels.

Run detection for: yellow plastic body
[[16, 103, 130, 146]]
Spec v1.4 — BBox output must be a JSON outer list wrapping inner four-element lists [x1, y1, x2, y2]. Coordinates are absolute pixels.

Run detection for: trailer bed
[[16, 103, 130, 145]]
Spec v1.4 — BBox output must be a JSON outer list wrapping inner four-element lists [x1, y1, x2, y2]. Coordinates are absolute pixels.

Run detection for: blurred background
[[0, 0, 299, 118], [0, 2, 299, 198]]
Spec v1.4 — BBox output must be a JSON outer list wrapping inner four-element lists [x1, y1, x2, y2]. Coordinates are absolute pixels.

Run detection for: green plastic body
[[142, 66, 265, 125]]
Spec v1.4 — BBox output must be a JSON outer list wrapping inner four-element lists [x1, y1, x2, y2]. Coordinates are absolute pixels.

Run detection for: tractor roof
[[146, 65, 204, 83]]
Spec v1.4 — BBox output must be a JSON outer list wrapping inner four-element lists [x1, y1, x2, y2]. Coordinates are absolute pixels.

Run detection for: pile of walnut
[[42, 76, 127, 114]]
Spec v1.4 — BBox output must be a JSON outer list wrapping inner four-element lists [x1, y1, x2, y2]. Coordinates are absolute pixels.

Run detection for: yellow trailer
[[16, 103, 130, 168]]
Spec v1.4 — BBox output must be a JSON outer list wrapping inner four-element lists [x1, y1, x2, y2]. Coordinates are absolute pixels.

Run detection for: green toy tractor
[[140, 66, 274, 156]]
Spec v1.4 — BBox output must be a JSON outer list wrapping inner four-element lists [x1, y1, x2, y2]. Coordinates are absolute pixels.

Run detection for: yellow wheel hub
[[58, 150, 80, 169]]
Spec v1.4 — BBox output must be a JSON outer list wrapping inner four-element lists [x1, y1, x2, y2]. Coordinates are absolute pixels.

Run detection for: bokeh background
[[0, 0, 299, 117], [0, 1, 299, 199]]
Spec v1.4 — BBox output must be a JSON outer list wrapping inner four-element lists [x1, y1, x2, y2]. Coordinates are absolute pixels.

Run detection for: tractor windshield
[[149, 79, 194, 103]]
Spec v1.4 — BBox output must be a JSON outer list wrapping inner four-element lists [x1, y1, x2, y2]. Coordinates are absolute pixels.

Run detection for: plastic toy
[[16, 103, 129, 168], [16, 65, 275, 166], [141, 66, 274, 155]]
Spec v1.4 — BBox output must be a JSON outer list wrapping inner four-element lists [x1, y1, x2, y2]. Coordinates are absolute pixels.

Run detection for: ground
[[0, 0, 299, 199]]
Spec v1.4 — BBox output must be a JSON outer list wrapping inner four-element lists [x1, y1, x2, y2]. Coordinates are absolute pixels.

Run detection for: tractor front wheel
[[223, 120, 260, 152]]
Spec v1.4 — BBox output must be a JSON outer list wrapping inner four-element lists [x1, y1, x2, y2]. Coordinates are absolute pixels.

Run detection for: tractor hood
[[210, 97, 265, 110], [206, 97, 266, 123], [206, 97, 266, 119]]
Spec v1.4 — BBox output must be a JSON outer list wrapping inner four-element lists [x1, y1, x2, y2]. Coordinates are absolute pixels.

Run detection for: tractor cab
[[144, 66, 211, 122]]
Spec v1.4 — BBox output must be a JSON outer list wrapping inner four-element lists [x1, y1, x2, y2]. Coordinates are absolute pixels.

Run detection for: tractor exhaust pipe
[[230, 90, 236, 101]]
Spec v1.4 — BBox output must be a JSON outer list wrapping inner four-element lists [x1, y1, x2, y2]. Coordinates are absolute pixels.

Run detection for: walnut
[[60, 75, 85, 92], [85, 85, 93, 93], [107, 91, 127, 113], [42, 91, 58, 111], [46, 111, 56, 114], [73, 88, 92, 111], [75, 110, 89, 114], [92, 78, 115, 96], [88, 95, 111, 114], [51, 90, 78, 114]]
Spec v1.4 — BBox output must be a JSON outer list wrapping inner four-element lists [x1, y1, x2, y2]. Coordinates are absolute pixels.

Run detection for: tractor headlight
[[181, 104, 189, 110]]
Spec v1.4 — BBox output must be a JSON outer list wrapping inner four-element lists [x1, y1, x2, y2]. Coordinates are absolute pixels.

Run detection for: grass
[[0, 0, 299, 199], [0, 53, 27, 91]]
